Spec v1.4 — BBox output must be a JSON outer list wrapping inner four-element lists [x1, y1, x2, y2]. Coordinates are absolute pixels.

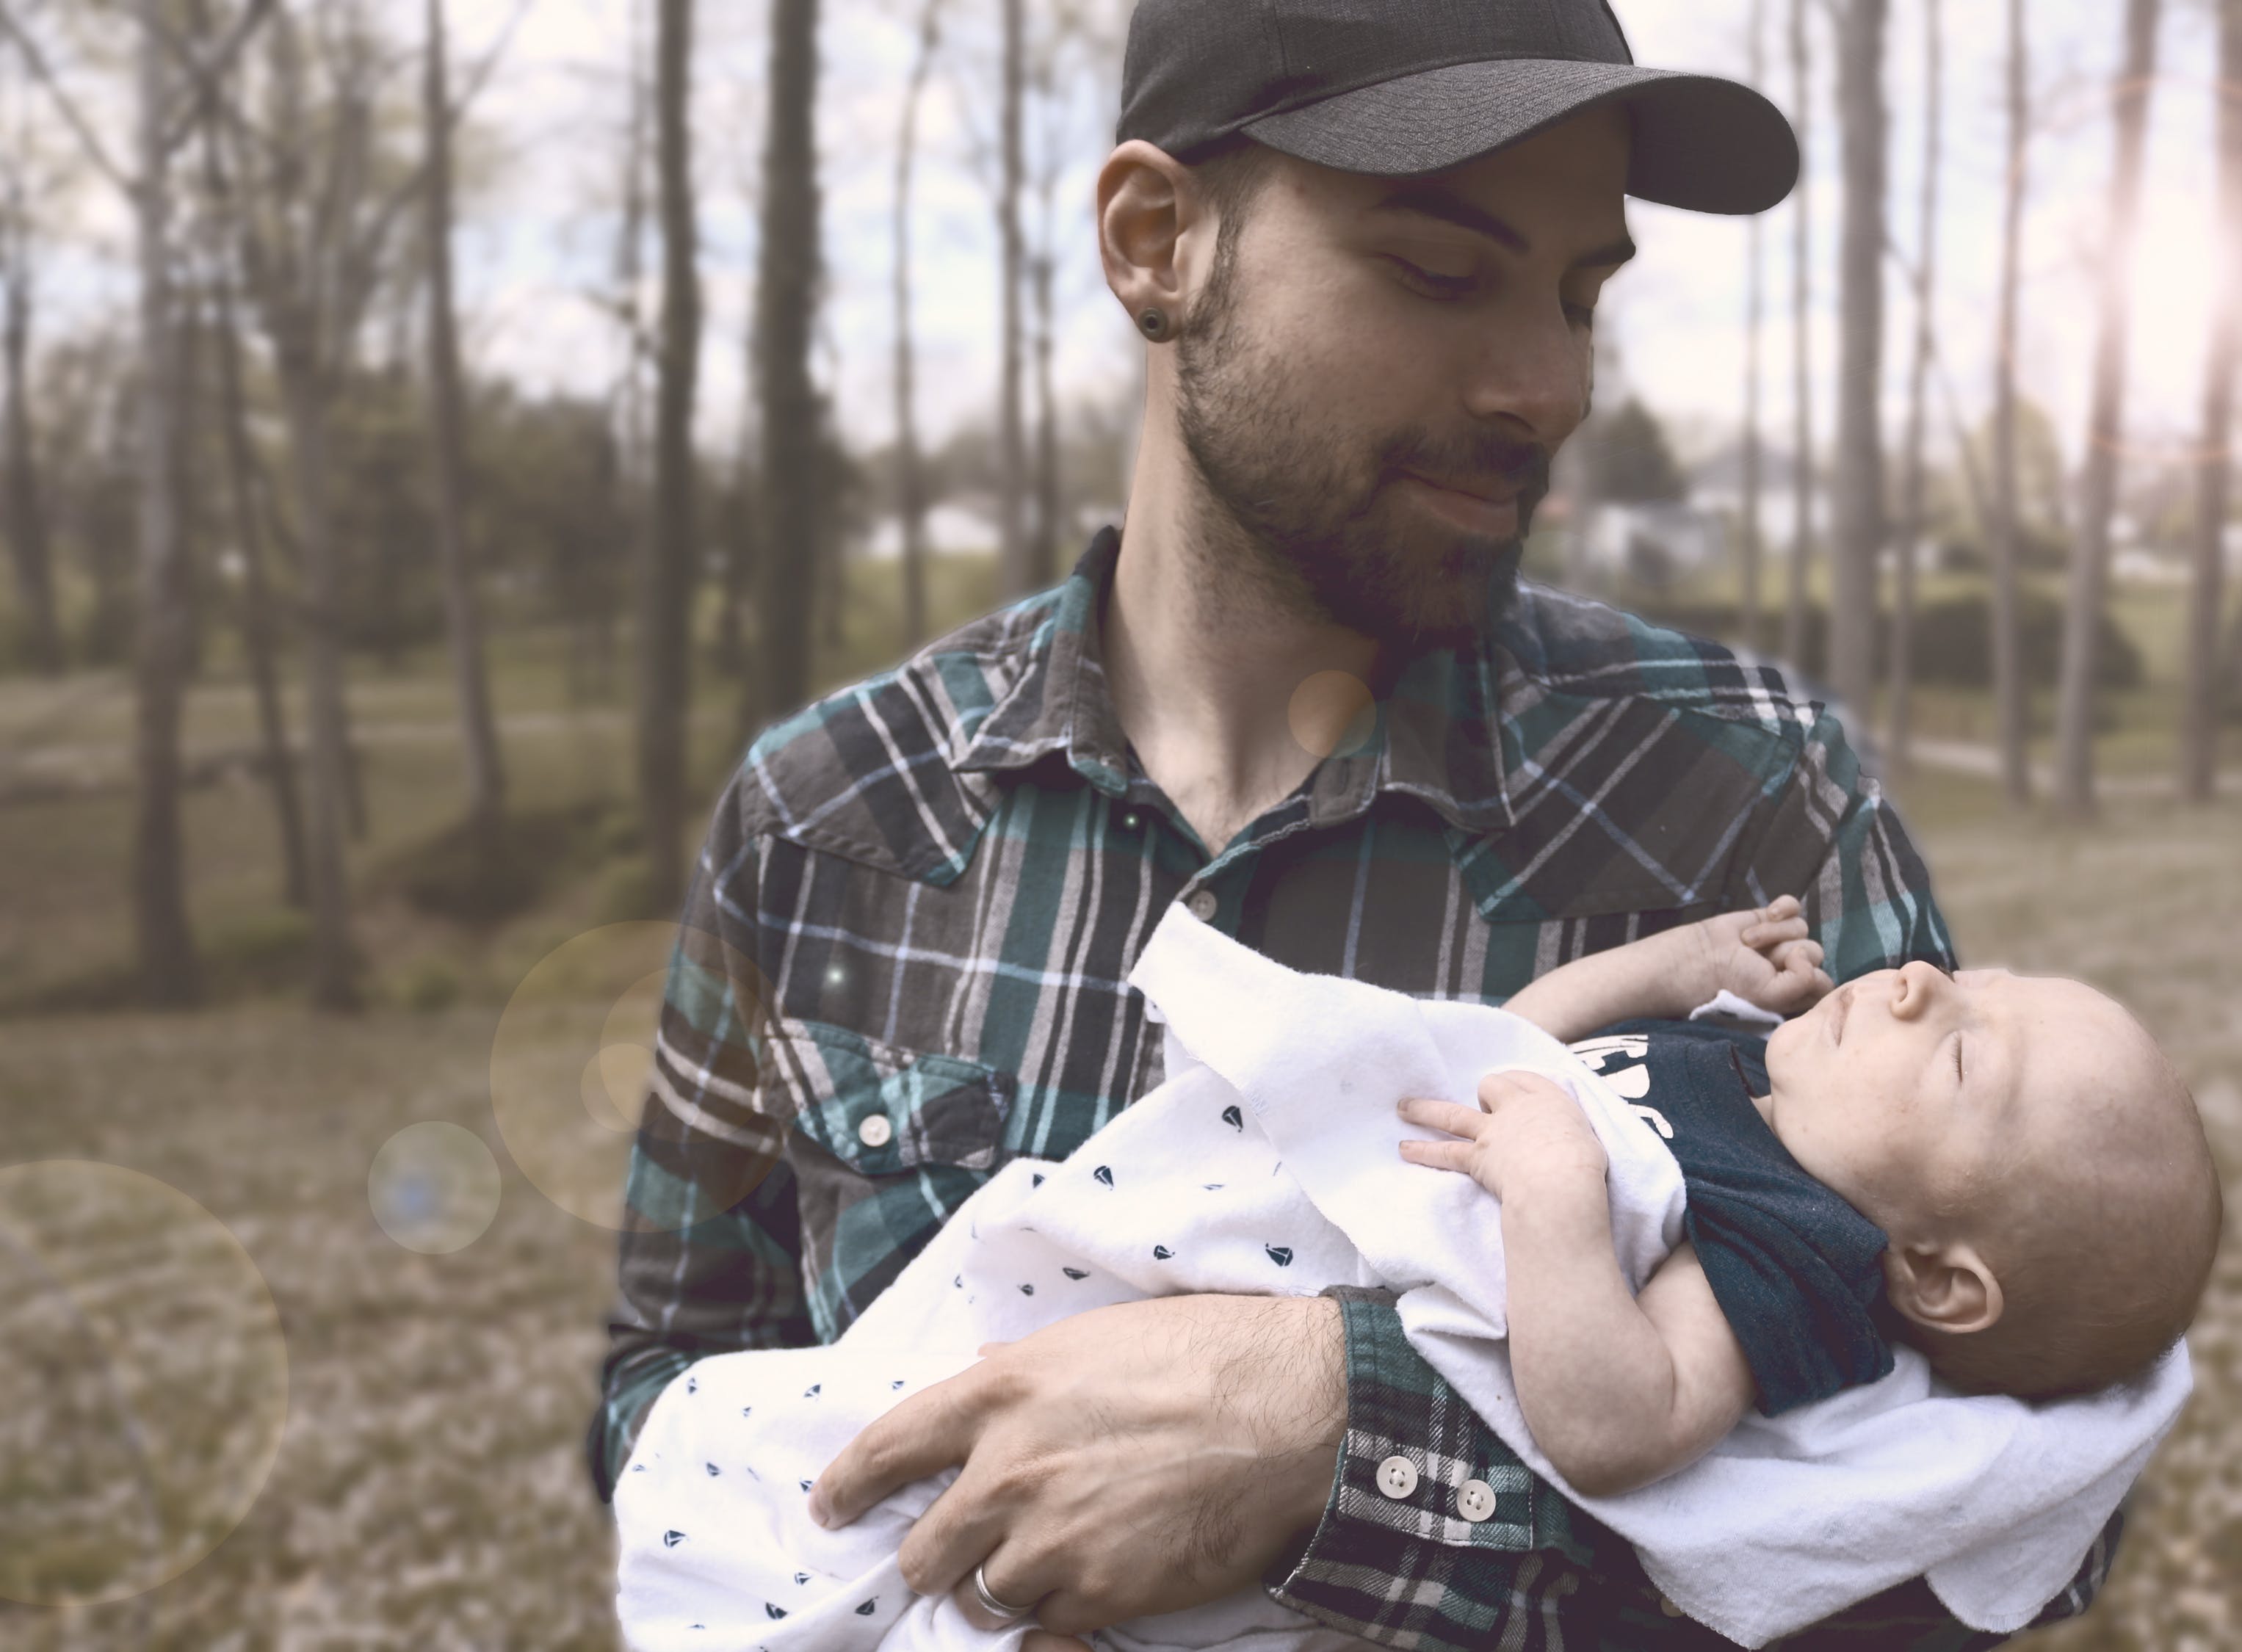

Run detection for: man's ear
[[1096, 140, 1209, 330], [1882, 1241, 2004, 1336]]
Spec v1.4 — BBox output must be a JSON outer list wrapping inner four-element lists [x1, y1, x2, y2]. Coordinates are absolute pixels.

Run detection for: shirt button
[[1185, 889, 1219, 922], [1375, 1455, 1420, 1499], [1456, 1479, 1497, 1523], [858, 1115, 894, 1149]]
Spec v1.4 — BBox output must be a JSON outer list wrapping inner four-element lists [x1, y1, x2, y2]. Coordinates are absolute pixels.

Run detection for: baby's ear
[[1882, 1242, 2003, 1336]]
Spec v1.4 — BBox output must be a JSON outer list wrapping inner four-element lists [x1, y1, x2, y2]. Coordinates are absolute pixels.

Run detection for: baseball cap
[[1118, 0, 1798, 216]]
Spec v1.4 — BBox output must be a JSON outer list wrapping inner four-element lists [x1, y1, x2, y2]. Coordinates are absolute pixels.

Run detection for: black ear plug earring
[[1138, 308, 1170, 341]]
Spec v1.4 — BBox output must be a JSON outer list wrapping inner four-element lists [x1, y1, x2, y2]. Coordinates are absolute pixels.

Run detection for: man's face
[[1172, 109, 1634, 648]]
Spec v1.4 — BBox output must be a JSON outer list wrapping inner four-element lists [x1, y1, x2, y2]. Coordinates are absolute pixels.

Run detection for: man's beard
[[1172, 249, 1547, 651]]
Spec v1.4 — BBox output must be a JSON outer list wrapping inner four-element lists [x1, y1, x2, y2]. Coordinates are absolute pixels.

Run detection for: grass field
[[2, 561, 2239, 1649]]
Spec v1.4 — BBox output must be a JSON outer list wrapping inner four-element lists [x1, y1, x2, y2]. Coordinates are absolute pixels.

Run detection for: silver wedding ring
[[972, 1561, 1034, 1621]]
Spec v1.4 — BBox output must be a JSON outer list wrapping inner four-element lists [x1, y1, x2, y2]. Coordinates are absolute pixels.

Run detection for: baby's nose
[[1892, 959, 1950, 1009]]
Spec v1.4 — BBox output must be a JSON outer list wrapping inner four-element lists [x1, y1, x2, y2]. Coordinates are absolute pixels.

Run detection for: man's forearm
[[1221, 1293, 1349, 1548]]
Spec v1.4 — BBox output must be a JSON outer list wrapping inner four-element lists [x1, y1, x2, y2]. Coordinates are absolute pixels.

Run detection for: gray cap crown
[[1118, 0, 1798, 217]]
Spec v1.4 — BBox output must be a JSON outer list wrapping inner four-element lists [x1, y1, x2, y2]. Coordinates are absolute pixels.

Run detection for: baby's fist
[[1702, 895, 1834, 1016]]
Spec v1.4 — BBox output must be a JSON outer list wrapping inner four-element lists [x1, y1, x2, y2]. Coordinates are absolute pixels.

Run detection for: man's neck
[[1103, 407, 1383, 857]]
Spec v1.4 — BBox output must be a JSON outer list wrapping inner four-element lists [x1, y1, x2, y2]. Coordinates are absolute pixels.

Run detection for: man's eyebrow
[[1373, 187, 1638, 270]]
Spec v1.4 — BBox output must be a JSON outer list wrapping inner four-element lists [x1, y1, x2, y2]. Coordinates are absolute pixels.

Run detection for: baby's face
[[1759, 965, 2153, 1243]]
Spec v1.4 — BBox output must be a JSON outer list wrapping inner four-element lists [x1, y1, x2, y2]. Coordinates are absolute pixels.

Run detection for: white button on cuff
[[1185, 890, 1219, 922], [1375, 1455, 1419, 1500], [858, 1115, 894, 1149], [1456, 1479, 1497, 1523]]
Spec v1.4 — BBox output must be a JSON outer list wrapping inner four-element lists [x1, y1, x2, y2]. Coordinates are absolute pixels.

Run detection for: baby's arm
[[1398, 1073, 1754, 1496], [1501, 896, 1831, 1044]]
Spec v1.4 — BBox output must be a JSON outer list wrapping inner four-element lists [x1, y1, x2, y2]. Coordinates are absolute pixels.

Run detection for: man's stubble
[[1170, 214, 1552, 652]]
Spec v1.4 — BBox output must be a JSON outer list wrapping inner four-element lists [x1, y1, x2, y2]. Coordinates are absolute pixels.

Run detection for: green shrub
[[1621, 592, 2141, 693], [393, 959, 462, 1013], [386, 802, 626, 926]]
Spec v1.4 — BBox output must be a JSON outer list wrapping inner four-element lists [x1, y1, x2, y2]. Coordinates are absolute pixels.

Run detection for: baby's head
[[1762, 963, 2221, 1400]]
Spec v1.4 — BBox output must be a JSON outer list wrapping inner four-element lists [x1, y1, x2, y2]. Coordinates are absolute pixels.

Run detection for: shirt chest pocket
[[765, 1018, 1016, 1175]]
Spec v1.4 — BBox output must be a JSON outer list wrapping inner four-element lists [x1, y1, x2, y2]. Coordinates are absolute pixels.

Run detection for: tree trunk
[[1740, 0, 1767, 656], [130, 0, 200, 1009], [1032, 247, 1060, 595], [894, 0, 941, 651], [756, 0, 822, 723], [1829, 0, 1887, 725], [716, 446, 753, 677], [1889, 0, 1942, 772], [995, 0, 1028, 600], [2053, 0, 2161, 819], [173, 297, 208, 682], [278, 355, 359, 1010], [2, 241, 62, 675], [211, 271, 310, 908], [1784, 0, 1815, 670], [2183, 0, 2242, 802], [1989, 0, 2033, 808], [819, 440, 845, 651], [423, 0, 507, 852], [639, 0, 701, 915], [608, 0, 649, 712]]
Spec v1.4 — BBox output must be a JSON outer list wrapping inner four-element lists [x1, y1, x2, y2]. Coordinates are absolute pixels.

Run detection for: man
[[595, 3, 2122, 1646]]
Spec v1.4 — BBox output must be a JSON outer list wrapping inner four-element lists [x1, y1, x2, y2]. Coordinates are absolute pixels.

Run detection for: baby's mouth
[[1828, 984, 1855, 1046]]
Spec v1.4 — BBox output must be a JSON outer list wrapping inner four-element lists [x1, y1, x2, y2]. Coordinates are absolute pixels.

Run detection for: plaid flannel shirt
[[594, 529, 2117, 1649]]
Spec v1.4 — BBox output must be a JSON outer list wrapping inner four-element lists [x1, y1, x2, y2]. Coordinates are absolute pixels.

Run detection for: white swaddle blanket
[[616, 907, 2190, 1651]]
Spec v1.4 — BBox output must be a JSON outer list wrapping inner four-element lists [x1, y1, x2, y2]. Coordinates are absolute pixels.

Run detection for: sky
[[23, 0, 2238, 491]]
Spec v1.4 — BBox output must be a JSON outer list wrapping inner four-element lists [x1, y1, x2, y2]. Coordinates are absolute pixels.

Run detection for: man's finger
[[900, 1466, 1027, 1602], [809, 1369, 987, 1529]]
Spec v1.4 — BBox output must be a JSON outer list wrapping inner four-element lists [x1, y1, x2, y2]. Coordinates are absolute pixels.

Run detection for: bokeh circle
[[0, 1160, 289, 1606], [367, 1123, 502, 1254], [489, 922, 776, 1232], [1289, 670, 1380, 760]]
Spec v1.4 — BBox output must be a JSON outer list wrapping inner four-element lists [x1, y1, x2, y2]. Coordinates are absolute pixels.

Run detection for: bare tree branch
[[0, 1, 134, 192], [333, 0, 532, 341], [159, 0, 276, 156]]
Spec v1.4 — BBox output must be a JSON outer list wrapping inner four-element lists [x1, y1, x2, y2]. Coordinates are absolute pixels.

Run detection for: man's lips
[[1402, 473, 1527, 535], [1407, 472, 1525, 506]]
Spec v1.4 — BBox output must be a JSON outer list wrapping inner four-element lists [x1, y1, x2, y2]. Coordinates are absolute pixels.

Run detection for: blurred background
[[1, 0, 2238, 1645]]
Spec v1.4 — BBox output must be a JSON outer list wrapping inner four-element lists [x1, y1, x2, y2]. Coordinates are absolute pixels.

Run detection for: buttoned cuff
[[1266, 1289, 1596, 1622]]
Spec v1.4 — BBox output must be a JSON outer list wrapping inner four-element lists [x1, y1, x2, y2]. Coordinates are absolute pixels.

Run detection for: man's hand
[[1693, 894, 1832, 1017], [1398, 1068, 1608, 1204], [805, 1294, 1345, 1639]]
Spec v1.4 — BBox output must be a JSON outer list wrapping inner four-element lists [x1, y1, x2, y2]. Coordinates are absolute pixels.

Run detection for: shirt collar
[[952, 528, 1515, 835]]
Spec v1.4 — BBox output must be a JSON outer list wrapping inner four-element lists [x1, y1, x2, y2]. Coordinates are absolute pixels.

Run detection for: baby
[[615, 900, 2216, 1652], [1400, 896, 2224, 1496]]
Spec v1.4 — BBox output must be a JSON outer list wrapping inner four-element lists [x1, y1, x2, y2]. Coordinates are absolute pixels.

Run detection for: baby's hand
[[1693, 894, 1832, 1017], [1398, 1070, 1608, 1204]]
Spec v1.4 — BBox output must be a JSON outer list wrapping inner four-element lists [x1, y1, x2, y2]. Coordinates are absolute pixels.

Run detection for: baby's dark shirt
[[1574, 1019, 1895, 1416]]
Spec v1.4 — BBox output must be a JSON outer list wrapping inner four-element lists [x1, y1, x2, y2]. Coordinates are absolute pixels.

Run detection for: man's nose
[[1458, 302, 1591, 445]]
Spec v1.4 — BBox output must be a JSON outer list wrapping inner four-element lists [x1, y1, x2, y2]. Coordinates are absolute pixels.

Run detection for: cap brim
[[1242, 58, 1799, 216]]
